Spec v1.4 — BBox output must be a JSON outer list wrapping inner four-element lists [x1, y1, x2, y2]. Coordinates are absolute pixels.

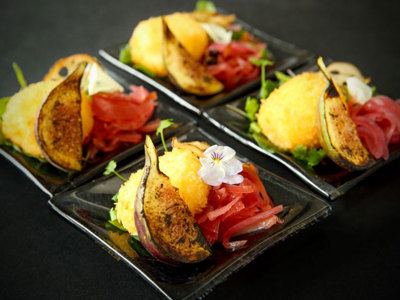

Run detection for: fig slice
[[316, 57, 373, 171], [35, 62, 86, 172], [161, 17, 224, 96], [135, 136, 211, 264]]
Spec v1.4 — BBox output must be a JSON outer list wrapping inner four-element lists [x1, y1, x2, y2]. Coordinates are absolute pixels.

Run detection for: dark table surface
[[1, 0, 400, 299]]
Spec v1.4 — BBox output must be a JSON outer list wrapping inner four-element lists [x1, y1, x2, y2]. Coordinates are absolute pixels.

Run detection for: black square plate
[[203, 63, 400, 199], [0, 66, 194, 196], [49, 126, 331, 299], [99, 9, 313, 115]]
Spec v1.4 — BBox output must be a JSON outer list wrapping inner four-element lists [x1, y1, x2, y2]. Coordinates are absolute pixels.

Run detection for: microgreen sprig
[[103, 160, 127, 182], [274, 71, 292, 85], [292, 145, 326, 168], [156, 119, 174, 152], [12, 62, 27, 89], [108, 207, 127, 232], [119, 44, 132, 65], [0, 97, 10, 117], [249, 50, 274, 99], [244, 96, 259, 121], [1, 62, 27, 117]]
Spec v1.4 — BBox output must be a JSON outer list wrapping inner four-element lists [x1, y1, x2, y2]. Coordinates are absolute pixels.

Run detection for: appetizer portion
[[107, 123, 283, 262], [135, 136, 211, 264], [1, 54, 160, 172], [240, 57, 400, 171], [119, 1, 270, 96]]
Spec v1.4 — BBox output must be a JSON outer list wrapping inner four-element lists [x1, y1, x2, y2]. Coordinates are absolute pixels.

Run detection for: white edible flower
[[201, 23, 232, 43], [346, 76, 372, 105], [198, 145, 243, 186]]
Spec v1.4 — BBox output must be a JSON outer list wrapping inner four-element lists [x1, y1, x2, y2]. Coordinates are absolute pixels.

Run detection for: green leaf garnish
[[111, 192, 119, 202], [0, 139, 47, 162], [260, 79, 277, 99], [156, 119, 174, 152], [249, 57, 274, 67], [1, 63, 26, 138], [292, 145, 326, 168], [244, 96, 259, 121], [195, 0, 216, 12], [0, 97, 10, 117], [0, 126, 6, 144], [260, 48, 270, 60], [274, 71, 292, 85], [107, 207, 127, 231], [250, 55, 275, 99], [107, 220, 127, 232], [119, 44, 132, 65], [248, 121, 261, 134], [371, 85, 378, 96], [12, 62, 27, 89], [232, 30, 246, 41], [104, 221, 125, 233], [252, 132, 280, 153], [133, 63, 156, 78], [128, 235, 150, 257], [109, 207, 118, 221], [104, 160, 116, 175], [104, 160, 127, 182]]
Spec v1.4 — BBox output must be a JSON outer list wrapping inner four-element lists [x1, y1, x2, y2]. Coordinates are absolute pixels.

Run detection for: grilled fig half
[[35, 62, 86, 172], [161, 17, 224, 96], [134, 136, 211, 264], [316, 57, 373, 171]]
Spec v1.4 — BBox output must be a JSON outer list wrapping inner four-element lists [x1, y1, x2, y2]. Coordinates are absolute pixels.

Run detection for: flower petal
[[222, 157, 243, 176], [220, 146, 236, 161], [223, 174, 244, 185], [200, 145, 244, 186], [200, 156, 214, 167], [198, 163, 226, 186], [204, 145, 218, 157]]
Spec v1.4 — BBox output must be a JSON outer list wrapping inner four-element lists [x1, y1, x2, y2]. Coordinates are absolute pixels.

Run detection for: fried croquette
[[257, 72, 326, 151]]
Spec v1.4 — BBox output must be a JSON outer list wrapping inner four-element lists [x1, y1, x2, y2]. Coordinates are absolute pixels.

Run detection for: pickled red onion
[[349, 95, 400, 160]]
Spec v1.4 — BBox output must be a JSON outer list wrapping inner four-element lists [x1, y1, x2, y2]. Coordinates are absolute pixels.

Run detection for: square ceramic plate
[[98, 8, 313, 115], [203, 63, 400, 199], [0, 66, 194, 196], [49, 126, 331, 299]]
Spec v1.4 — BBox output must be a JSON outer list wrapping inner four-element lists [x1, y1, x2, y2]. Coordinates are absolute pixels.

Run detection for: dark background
[[1, 0, 400, 299]]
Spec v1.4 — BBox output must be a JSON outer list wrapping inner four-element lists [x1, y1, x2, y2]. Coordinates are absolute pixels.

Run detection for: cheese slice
[[201, 23, 232, 43], [85, 63, 124, 96]]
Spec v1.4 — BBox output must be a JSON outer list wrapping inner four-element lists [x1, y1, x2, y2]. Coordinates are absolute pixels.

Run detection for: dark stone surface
[[0, 0, 399, 299]]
